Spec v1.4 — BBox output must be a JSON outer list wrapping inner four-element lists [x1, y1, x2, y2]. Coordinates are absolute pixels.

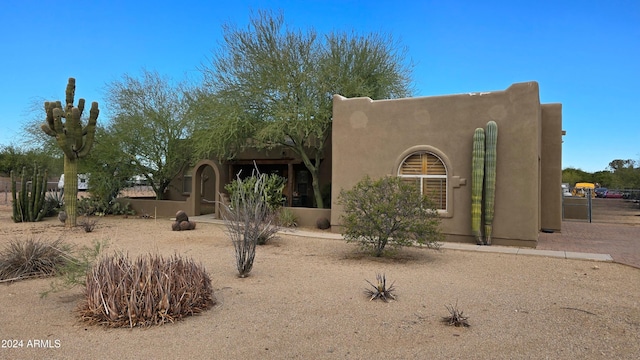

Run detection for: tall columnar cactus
[[41, 78, 99, 227], [483, 121, 498, 245], [471, 128, 485, 245], [10, 166, 49, 222]]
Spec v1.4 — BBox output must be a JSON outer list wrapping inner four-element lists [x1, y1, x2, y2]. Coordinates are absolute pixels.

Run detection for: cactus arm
[[77, 102, 99, 158], [28, 166, 37, 222], [34, 169, 48, 221], [65, 77, 76, 106], [77, 98, 85, 115], [20, 167, 28, 222], [10, 170, 19, 222], [484, 121, 498, 245], [471, 128, 485, 245], [41, 123, 57, 137]]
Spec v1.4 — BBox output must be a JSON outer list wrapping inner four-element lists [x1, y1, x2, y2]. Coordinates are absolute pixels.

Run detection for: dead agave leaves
[[78, 253, 215, 328], [365, 273, 396, 302]]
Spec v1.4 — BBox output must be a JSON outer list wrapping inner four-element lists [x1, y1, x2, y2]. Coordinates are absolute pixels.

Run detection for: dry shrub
[[0, 238, 70, 282], [79, 216, 98, 233], [78, 253, 215, 328], [442, 301, 470, 327], [222, 171, 280, 277]]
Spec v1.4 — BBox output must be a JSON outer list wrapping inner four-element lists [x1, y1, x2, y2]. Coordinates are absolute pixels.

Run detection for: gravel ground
[[0, 206, 638, 359]]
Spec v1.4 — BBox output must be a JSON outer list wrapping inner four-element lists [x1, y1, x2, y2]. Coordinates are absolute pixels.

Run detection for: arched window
[[398, 152, 447, 210]]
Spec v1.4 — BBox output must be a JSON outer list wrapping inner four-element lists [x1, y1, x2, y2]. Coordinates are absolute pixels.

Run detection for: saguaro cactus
[[41, 78, 99, 227], [11, 166, 49, 222], [471, 128, 485, 245], [483, 121, 498, 245]]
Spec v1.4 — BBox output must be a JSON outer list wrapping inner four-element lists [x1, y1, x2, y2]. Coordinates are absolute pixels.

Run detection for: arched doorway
[[190, 160, 221, 218]]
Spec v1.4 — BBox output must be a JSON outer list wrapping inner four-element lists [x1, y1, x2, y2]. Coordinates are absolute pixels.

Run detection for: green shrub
[[0, 238, 71, 282], [338, 175, 443, 257], [77, 196, 134, 216], [225, 172, 285, 210], [78, 253, 215, 327]]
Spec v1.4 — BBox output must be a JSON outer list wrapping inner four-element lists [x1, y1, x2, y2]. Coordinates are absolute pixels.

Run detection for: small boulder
[[316, 217, 330, 230], [175, 210, 189, 223], [171, 211, 196, 231], [180, 220, 197, 231]]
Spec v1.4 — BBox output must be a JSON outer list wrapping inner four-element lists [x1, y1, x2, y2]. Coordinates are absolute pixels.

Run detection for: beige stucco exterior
[[330, 82, 563, 247], [144, 81, 563, 247]]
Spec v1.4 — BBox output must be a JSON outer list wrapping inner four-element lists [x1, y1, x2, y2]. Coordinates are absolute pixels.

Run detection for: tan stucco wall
[[331, 82, 562, 247], [540, 104, 564, 231], [285, 207, 331, 228]]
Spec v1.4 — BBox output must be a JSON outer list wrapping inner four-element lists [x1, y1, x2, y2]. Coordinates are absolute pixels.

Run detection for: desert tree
[[0, 144, 62, 177], [41, 78, 99, 227], [81, 125, 139, 209], [608, 159, 640, 189], [339, 175, 443, 257], [194, 10, 413, 208], [103, 69, 194, 199]]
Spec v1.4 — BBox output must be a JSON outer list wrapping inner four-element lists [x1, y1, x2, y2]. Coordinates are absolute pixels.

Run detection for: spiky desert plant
[[442, 301, 470, 327], [78, 253, 215, 328], [471, 128, 485, 244], [483, 121, 498, 245], [365, 273, 396, 302], [277, 207, 298, 227], [0, 238, 71, 282], [41, 78, 99, 227], [221, 171, 280, 277], [10, 166, 49, 222]]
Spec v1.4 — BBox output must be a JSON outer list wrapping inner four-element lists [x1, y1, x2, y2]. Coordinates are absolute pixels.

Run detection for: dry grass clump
[[365, 273, 396, 302], [78, 253, 215, 328], [0, 238, 70, 282], [442, 301, 470, 327], [79, 216, 98, 233]]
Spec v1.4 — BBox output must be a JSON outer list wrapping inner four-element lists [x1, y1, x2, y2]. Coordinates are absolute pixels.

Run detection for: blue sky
[[1, 0, 638, 173]]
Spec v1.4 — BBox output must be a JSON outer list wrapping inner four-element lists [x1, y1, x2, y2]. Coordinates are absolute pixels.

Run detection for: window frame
[[395, 146, 453, 218]]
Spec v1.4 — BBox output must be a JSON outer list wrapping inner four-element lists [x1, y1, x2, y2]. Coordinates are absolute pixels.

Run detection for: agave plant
[[365, 273, 396, 302]]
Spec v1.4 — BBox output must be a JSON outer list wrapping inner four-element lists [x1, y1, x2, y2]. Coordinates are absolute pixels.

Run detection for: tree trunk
[[296, 146, 324, 208], [63, 156, 79, 227], [309, 167, 323, 209]]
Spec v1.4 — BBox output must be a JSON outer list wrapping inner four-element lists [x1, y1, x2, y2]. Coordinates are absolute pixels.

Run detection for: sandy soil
[[0, 204, 639, 360]]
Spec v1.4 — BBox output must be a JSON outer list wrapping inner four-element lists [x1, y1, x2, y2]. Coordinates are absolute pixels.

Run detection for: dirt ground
[[0, 202, 639, 359], [590, 197, 640, 224]]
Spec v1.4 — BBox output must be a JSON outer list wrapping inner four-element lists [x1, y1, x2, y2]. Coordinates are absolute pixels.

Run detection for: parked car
[[563, 189, 572, 197], [594, 187, 608, 198], [604, 190, 623, 198]]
